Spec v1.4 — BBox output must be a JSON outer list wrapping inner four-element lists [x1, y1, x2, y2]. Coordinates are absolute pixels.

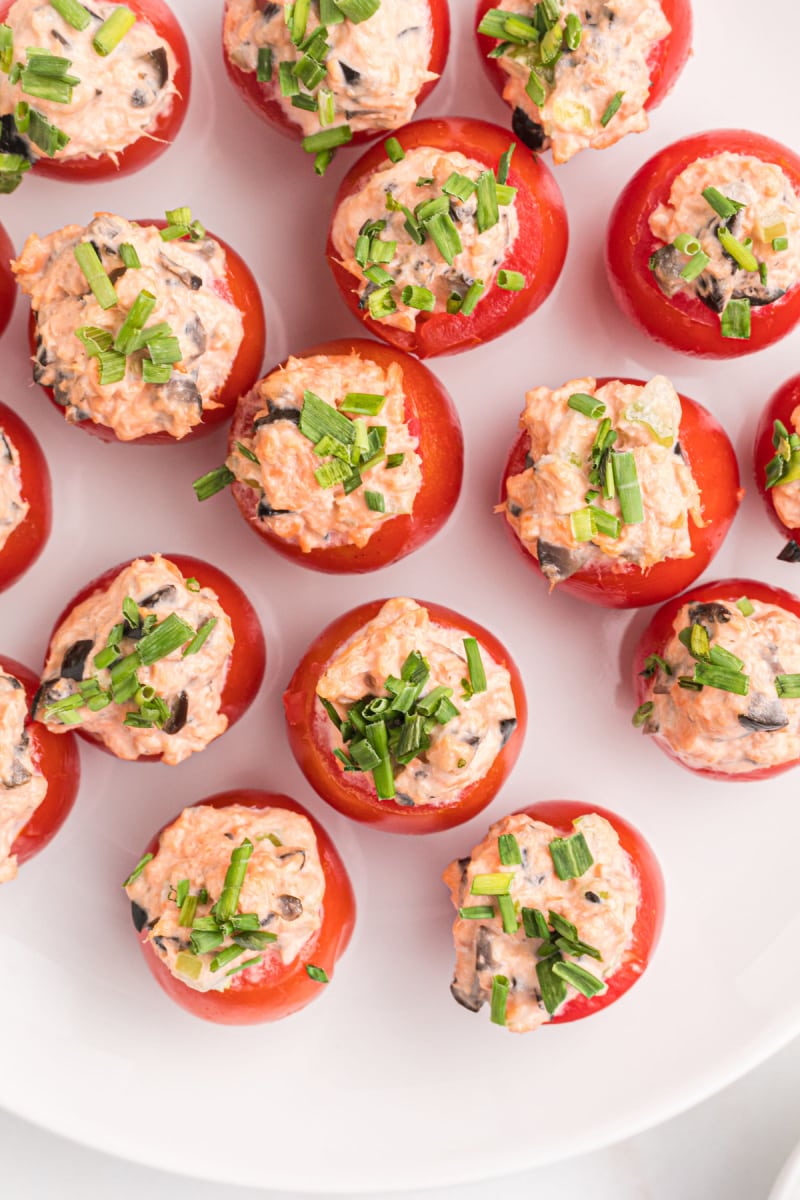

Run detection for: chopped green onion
[[463, 637, 487, 694], [340, 392, 385, 416], [551, 959, 607, 999], [334, 0, 380, 21], [736, 597, 755, 617], [300, 389, 356, 446], [522, 907, 550, 940], [702, 187, 745, 221], [525, 68, 546, 107], [471, 872, 513, 896], [141, 360, 171, 384], [386, 453, 404, 468], [302, 124, 353, 153], [600, 90, 624, 127], [364, 490, 385, 512], [497, 893, 518, 935], [720, 298, 751, 340], [225, 955, 263, 977], [73, 242, 118, 310], [137, 612, 195, 665], [384, 136, 404, 163], [147, 335, 182, 367], [122, 852, 153, 887], [460, 279, 485, 317], [213, 838, 254, 924], [458, 905, 495, 920], [118, 242, 141, 270], [113, 289, 156, 355], [490, 974, 509, 1025], [673, 233, 701, 255], [640, 653, 671, 678], [565, 12, 582, 49], [497, 142, 515, 186], [93, 6, 136, 55], [717, 226, 759, 272], [0, 24, 12, 73], [536, 957, 567, 1016], [97, 349, 126, 385], [50, 0, 92, 29], [476, 169, 499, 233], [692, 662, 749, 695], [306, 963, 330, 982], [368, 237, 396, 264], [256, 45, 272, 82], [496, 269, 525, 291], [498, 833, 521, 866], [442, 172, 476, 202], [423, 211, 462, 266], [612, 451, 643, 525], [0, 152, 31, 193], [773, 236, 789, 253], [568, 393, 605, 419], [632, 701, 654, 728], [401, 284, 435, 311], [776, 675, 800, 699], [182, 617, 217, 658], [193, 465, 235, 501], [76, 325, 113, 357], [681, 250, 710, 281], [494, 183, 517, 206], [548, 832, 593, 881]]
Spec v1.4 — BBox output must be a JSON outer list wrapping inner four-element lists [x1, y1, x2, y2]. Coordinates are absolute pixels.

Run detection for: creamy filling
[[331, 145, 520, 332], [0, 668, 47, 884], [0, 0, 179, 162], [0, 427, 29, 554], [38, 555, 234, 765], [487, 0, 669, 164], [443, 812, 639, 1033], [126, 804, 325, 994], [640, 598, 800, 774], [13, 213, 244, 441], [316, 597, 517, 808], [503, 376, 702, 585], [228, 352, 422, 552], [773, 404, 800, 531], [223, 0, 435, 136], [649, 153, 800, 317]]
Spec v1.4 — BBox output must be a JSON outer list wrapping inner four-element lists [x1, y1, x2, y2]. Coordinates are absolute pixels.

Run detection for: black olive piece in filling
[[60, 640, 94, 682], [511, 107, 547, 153]]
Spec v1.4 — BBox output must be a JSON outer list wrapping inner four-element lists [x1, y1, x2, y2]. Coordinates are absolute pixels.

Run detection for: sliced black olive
[[499, 718, 517, 747], [185, 316, 207, 356], [5, 675, 22, 691], [153, 935, 167, 951], [5, 760, 31, 787], [277, 849, 306, 869], [252, 407, 302, 429], [166, 377, 202, 412], [146, 46, 169, 90], [276, 894, 303, 920], [687, 602, 731, 627], [524, 452, 534, 469], [159, 252, 203, 291], [695, 273, 727, 314], [464, 734, 481, 747], [107, 266, 127, 285], [139, 585, 177, 608], [131, 901, 149, 932], [60, 639, 94, 682], [648, 244, 686, 296], [89, 240, 103, 262], [339, 61, 360, 83], [131, 89, 147, 108], [257, 499, 294, 519], [511, 106, 547, 152], [732, 280, 786, 308], [359, 281, 379, 310], [0, 433, 11, 462], [29, 682, 47, 720], [537, 538, 589, 584], [399, 25, 421, 36], [51, 28, 69, 46], [738, 694, 789, 734], [0, 114, 33, 161], [507, 501, 522, 518], [163, 691, 188, 736], [450, 975, 484, 1013], [585, 891, 601, 903], [395, 792, 415, 806], [475, 925, 494, 973], [778, 540, 800, 563], [260, 1, 281, 17]]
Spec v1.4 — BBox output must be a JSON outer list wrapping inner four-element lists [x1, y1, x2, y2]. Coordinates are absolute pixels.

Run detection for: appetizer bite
[[499, 375, 741, 608], [754, 374, 800, 563], [607, 130, 800, 357], [475, 0, 691, 163], [0, 400, 51, 593], [124, 788, 355, 1024], [0, 654, 80, 884], [222, 0, 450, 171], [0, 222, 15, 336], [284, 597, 526, 834], [13, 209, 265, 444], [0, 0, 190, 186], [633, 579, 800, 780], [326, 117, 568, 357], [194, 337, 463, 573], [35, 554, 265, 764], [443, 800, 663, 1032]]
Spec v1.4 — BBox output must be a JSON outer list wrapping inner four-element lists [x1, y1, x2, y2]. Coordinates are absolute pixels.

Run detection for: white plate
[[772, 1142, 800, 1200], [1, 0, 800, 1193]]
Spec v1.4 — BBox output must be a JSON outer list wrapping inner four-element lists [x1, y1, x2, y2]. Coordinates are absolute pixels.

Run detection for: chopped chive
[[717, 226, 759, 273], [673, 233, 701, 255], [225, 955, 263, 977], [76, 325, 113, 357], [490, 974, 509, 1025], [315, 459, 352, 488], [415, 195, 449, 222], [291, 92, 317, 112], [568, 393, 605, 419], [471, 872, 513, 896], [476, 169, 499, 233], [20, 68, 76, 106], [363, 264, 393, 286], [93, 5, 136, 55], [565, 12, 582, 48], [632, 701, 654, 728], [773, 236, 789, 253], [498, 833, 522, 866], [720, 298, 751, 340], [213, 838, 254, 924], [702, 187, 745, 220], [303, 124, 353, 153], [122, 852, 153, 887], [600, 90, 624, 127], [522, 907, 550, 940], [50, 0, 92, 30], [300, 389, 356, 446], [320, 0, 345, 22], [458, 905, 495, 920], [193, 465, 234, 501], [256, 45, 273, 82], [334, 0, 380, 20], [142, 360, 172, 384], [0, 152, 31, 194], [278, 60, 299, 96], [0, 24, 12, 73], [548, 832, 593, 881], [364, 490, 385, 512], [497, 893, 518, 935], [442, 172, 476, 202], [367, 284, 396, 320], [113, 289, 156, 355], [525, 68, 546, 107], [384, 136, 404, 163], [97, 349, 126, 385], [460, 279, 485, 316], [494, 183, 517, 206], [692, 662, 749, 695], [612, 451, 643, 525], [640, 653, 671, 678], [776, 674, 800, 699], [681, 250, 710, 281], [536, 957, 567, 1016], [137, 612, 195, 665], [736, 597, 754, 617], [463, 637, 487, 694], [74, 242, 118, 310], [401, 284, 435, 311], [497, 142, 515, 186], [424, 211, 462, 266], [118, 242, 141, 270], [496, 269, 525, 291], [340, 392, 385, 416], [368, 236, 396, 264], [147, 335, 182, 367], [551, 959, 607, 999], [306, 963, 330, 982], [386, 453, 404, 468], [209, 944, 245, 973], [182, 617, 216, 657]]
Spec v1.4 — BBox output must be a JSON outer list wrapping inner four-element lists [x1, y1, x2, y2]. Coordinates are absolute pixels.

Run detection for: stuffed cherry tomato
[[606, 130, 800, 358], [222, 0, 449, 164], [197, 337, 463, 573], [499, 374, 741, 609], [475, 0, 692, 163], [0, 401, 51, 593], [0, 0, 190, 186], [284, 596, 527, 835], [35, 553, 266, 765], [0, 222, 15, 337], [124, 788, 356, 1025], [443, 799, 663, 1031], [632, 578, 800, 781], [13, 210, 265, 445], [754, 374, 800, 562], [326, 117, 568, 358], [0, 654, 80, 884]]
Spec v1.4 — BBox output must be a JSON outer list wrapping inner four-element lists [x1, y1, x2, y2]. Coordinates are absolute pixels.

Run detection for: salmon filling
[[640, 598, 800, 774], [0, 667, 47, 884], [13, 213, 244, 441], [126, 804, 325, 993], [317, 597, 516, 808], [0, 0, 179, 162], [772, 405, 800, 531], [443, 812, 639, 1033], [0, 427, 28, 554], [484, 0, 670, 164], [503, 376, 702, 585], [37, 555, 234, 765], [228, 352, 422, 552], [224, 0, 435, 137], [331, 145, 520, 332]]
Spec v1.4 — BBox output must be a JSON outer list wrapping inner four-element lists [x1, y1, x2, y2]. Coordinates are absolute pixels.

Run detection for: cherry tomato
[[0, 655, 80, 870], [39, 553, 266, 763], [130, 788, 356, 1025], [632, 577, 800, 781], [228, 337, 463, 573], [221, 0, 450, 146], [0, 400, 51, 594], [27, 219, 265, 446], [754, 374, 800, 553], [0, 222, 16, 338], [326, 117, 568, 358], [475, 0, 692, 150], [499, 377, 742, 609], [284, 597, 528, 835], [606, 130, 800, 358], [0, 0, 191, 182]]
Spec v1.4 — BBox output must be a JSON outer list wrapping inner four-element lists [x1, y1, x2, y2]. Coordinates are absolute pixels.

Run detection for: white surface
[[771, 1128, 800, 1200], [1, 0, 799, 1193]]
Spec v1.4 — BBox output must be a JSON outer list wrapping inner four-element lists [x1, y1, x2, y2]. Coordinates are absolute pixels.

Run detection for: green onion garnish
[[702, 187, 745, 221], [490, 974, 509, 1025], [551, 959, 607, 999], [736, 597, 754, 617], [93, 5, 136, 56], [565, 12, 582, 49], [306, 963, 330, 982], [401, 284, 435, 311], [193, 465, 235, 501], [458, 905, 495, 920], [497, 893, 518, 935], [536, 957, 567, 1016], [640, 653, 671, 678], [424, 211, 462, 266], [692, 662, 749, 695], [471, 872, 513, 896], [0, 23, 12, 73], [50, 0, 92, 30], [442, 172, 476, 202], [600, 90, 624, 127], [632, 701, 654, 728], [612, 451, 643, 525], [498, 833, 521, 866], [136, 612, 194, 665], [522, 907, 550, 940], [720, 298, 751, 340], [122, 852, 153, 887], [340, 392, 385, 416], [497, 142, 515, 186], [386, 453, 404, 468], [568, 393, 606, 419], [226, 955, 263, 977], [73, 242, 118, 310], [774, 236, 789, 253], [119, 243, 141, 270], [525, 68, 546, 107], [256, 45, 272, 82], [717, 227, 759, 273], [0, 152, 31, 193], [182, 617, 216, 658], [460, 279, 485, 317], [548, 832, 593, 881], [496, 269, 525, 291], [364, 490, 385, 512], [213, 838, 254, 924], [463, 637, 487, 695], [384, 136, 404, 163], [302, 125, 353, 153], [681, 250, 710, 281], [476, 170, 499, 234], [97, 349, 126, 385], [776, 675, 800, 699], [113, 289, 156, 355]]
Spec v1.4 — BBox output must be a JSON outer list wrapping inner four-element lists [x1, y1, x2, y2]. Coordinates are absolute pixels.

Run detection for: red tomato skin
[[632, 577, 800, 782], [40, 553, 266, 763], [133, 789, 356, 1025], [0, 222, 16, 338], [0, 0, 191, 181], [0, 655, 81, 869], [499, 378, 742, 609], [284, 598, 528, 835], [221, 0, 450, 145], [475, 0, 692, 123], [28, 220, 265, 446], [0, 401, 52, 594], [326, 117, 568, 358], [606, 130, 800, 358], [754, 374, 800, 546], [229, 337, 463, 573]]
